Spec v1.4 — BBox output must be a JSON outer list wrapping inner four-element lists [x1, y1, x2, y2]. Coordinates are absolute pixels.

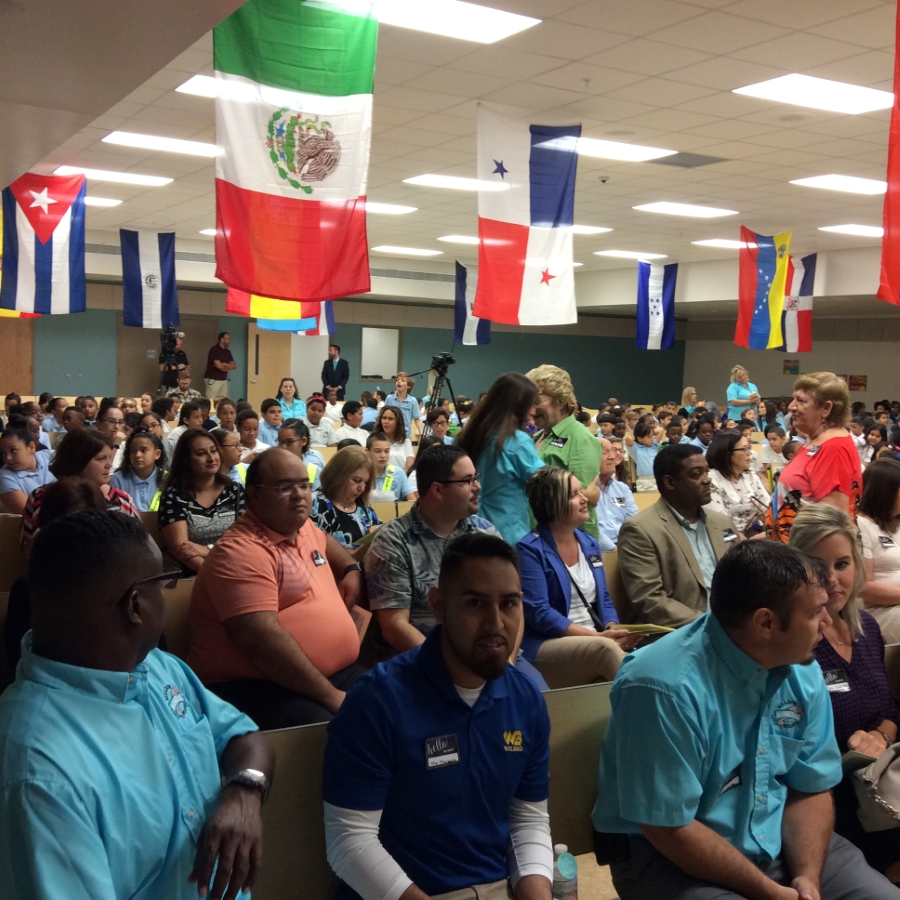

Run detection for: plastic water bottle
[[552, 843, 578, 900]]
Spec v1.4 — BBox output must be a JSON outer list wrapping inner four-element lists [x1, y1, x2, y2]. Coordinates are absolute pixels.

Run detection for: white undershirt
[[566, 546, 598, 631]]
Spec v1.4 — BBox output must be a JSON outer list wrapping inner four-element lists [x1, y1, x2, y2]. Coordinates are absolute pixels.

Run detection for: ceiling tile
[[683, 119, 779, 140], [448, 46, 568, 80], [558, 95, 659, 121], [405, 113, 473, 136], [620, 108, 719, 131], [650, 12, 784, 54], [722, 0, 882, 30], [730, 33, 866, 70], [373, 56, 434, 86], [665, 56, 789, 91], [531, 61, 646, 93], [802, 50, 895, 86], [482, 82, 588, 110], [376, 86, 467, 113], [502, 19, 632, 60], [375, 27, 476, 66], [603, 77, 717, 106], [402, 68, 514, 97], [584, 39, 711, 76], [558, 0, 703, 35], [808, 4, 898, 50]]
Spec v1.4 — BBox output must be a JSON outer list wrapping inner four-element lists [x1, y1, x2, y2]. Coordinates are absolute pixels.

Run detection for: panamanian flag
[[472, 107, 580, 326], [636, 261, 676, 350], [454, 262, 490, 345], [0, 173, 86, 314]]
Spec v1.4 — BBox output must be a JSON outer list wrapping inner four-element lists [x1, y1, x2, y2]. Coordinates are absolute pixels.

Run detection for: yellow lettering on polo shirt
[[503, 730, 523, 750]]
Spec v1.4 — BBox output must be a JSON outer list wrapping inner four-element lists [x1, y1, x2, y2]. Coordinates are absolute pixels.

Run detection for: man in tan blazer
[[617, 444, 739, 626]]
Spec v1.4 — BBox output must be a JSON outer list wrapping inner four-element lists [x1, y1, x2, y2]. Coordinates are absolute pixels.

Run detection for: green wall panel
[[33, 309, 117, 397]]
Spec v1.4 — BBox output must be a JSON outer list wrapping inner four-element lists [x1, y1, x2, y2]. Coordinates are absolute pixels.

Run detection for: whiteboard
[[360, 327, 399, 379]]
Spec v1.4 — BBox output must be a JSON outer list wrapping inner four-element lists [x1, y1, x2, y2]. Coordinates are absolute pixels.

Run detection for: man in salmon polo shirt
[[189, 448, 366, 728]]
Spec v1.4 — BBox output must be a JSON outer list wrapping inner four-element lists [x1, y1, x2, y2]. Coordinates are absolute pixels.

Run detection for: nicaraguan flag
[[636, 261, 676, 350], [472, 107, 580, 326], [121, 229, 180, 328], [454, 262, 490, 345], [780, 253, 815, 353], [735, 226, 792, 350], [0, 173, 86, 314]]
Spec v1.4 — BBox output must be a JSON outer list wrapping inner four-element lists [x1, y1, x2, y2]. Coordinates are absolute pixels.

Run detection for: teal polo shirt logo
[[773, 700, 804, 730], [164, 684, 187, 719]]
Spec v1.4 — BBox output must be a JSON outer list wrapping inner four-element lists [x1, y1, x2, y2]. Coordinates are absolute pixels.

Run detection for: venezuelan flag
[[735, 226, 791, 350]]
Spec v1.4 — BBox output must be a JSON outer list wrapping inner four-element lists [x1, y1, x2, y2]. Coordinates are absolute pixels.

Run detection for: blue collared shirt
[[278, 397, 306, 420], [666, 500, 718, 590], [689, 435, 712, 457], [0, 454, 55, 499], [257, 420, 280, 446], [376, 465, 414, 501], [592, 613, 841, 861], [595, 478, 638, 550], [627, 441, 658, 476], [384, 394, 421, 432], [0, 640, 256, 899], [109, 468, 162, 512]]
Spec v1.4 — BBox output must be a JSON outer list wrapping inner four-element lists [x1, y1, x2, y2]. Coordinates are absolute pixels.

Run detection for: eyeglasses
[[132, 569, 181, 591], [277, 437, 302, 447], [256, 481, 312, 495], [438, 472, 481, 487], [101, 417, 124, 425], [221, 442, 241, 450], [730, 446, 752, 453]]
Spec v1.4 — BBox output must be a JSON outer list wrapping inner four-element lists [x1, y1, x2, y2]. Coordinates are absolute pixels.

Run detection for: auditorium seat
[[253, 681, 614, 899], [885, 643, 900, 700], [751, 431, 765, 443], [162, 578, 195, 661], [602, 550, 629, 622], [396, 500, 414, 517], [0, 515, 25, 592], [138, 511, 164, 551], [633, 492, 660, 512], [319, 446, 338, 463], [370, 501, 397, 522], [48, 431, 66, 449]]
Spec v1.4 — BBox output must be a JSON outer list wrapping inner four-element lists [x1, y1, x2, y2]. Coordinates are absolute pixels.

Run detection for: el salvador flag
[[454, 262, 490, 346], [636, 261, 677, 350], [121, 229, 180, 328]]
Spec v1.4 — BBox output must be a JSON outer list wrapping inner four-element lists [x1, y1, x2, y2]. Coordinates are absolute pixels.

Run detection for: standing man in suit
[[321, 344, 349, 400], [617, 444, 739, 627]]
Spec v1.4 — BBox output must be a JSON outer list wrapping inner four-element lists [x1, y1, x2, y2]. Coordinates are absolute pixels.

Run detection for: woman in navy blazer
[[517, 467, 640, 688]]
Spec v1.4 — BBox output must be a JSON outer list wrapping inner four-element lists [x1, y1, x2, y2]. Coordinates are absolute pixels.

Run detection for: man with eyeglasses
[[595, 436, 638, 552], [366, 444, 501, 657], [0, 511, 273, 900], [189, 448, 366, 728]]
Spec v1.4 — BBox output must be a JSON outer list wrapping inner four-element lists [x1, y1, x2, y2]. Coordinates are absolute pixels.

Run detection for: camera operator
[[158, 329, 188, 393]]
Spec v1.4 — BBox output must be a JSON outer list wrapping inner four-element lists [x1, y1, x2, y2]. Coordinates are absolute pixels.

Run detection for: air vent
[[652, 153, 727, 168]]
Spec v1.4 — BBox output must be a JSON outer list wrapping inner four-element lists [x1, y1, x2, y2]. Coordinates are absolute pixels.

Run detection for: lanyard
[[565, 563, 604, 631]]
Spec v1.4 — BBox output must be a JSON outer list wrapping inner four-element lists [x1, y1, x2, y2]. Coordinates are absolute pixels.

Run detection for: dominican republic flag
[[636, 261, 676, 350], [878, 1, 900, 306], [0, 172, 86, 314], [780, 254, 816, 353], [472, 107, 580, 326], [735, 226, 792, 350], [296, 299, 335, 336], [120, 229, 180, 328], [214, 0, 376, 302], [454, 262, 490, 346]]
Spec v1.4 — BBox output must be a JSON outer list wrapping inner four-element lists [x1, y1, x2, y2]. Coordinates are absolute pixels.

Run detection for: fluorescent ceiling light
[[577, 137, 676, 162], [790, 174, 886, 195], [595, 250, 667, 260], [635, 201, 738, 218], [692, 239, 745, 249], [819, 223, 883, 237], [372, 245, 443, 256], [571, 224, 612, 235], [199, 229, 217, 236], [102, 131, 217, 157], [573, 262, 583, 267], [83, 197, 122, 208], [365, 201, 417, 215], [176, 74, 217, 98], [54, 165, 173, 187], [437, 235, 479, 244], [734, 73, 893, 115], [403, 174, 509, 192]]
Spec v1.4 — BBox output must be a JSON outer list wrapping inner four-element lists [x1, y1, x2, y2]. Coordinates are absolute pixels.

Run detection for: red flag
[[877, 3, 900, 306]]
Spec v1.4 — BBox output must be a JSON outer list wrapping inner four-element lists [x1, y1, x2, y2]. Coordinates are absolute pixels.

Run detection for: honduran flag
[[780, 254, 816, 353], [214, 0, 376, 303], [636, 261, 676, 350], [454, 262, 490, 346], [735, 226, 792, 350], [472, 107, 580, 326], [121, 230, 180, 328], [0, 173, 86, 315]]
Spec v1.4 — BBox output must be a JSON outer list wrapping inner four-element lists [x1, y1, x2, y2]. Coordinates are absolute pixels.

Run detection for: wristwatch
[[342, 562, 363, 578], [222, 768, 269, 802], [879, 730, 893, 747]]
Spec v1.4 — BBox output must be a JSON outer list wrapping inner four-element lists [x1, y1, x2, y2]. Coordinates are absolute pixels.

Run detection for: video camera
[[160, 326, 185, 357], [431, 351, 455, 376]]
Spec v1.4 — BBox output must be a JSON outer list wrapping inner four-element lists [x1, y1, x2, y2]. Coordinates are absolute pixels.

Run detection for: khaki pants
[[533, 635, 626, 689], [205, 377, 229, 401], [433, 879, 515, 899]]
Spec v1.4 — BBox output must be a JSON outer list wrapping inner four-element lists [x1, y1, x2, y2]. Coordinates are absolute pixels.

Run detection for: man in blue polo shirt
[[323, 533, 553, 900], [0, 511, 274, 900], [592, 541, 900, 900]]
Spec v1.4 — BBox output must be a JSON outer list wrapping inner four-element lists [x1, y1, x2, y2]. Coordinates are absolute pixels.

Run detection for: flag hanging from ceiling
[[0, 201, 39, 319], [735, 226, 791, 350], [120, 229, 180, 328], [454, 262, 490, 346], [225, 285, 328, 321], [472, 107, 581, 326], [0, 173, 86, 314], [877, 1, 900, 306], [636, 260, 676, 350], [779, 253, 816, 353], [214, 0, 376, 303], [257, 317, 317, 332], [296, 299, 335, 336]]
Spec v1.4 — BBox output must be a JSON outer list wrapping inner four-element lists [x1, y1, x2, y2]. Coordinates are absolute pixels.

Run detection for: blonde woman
[[725, 365, 758, 422], [677, 386, 705, 419], [790, 504, 900, 880], [311, 445, 381, 549]]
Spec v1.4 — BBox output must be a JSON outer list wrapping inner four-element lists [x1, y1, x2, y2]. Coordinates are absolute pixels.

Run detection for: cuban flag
[[780, 254, 816, 353], [472, 107, 580, 326], [121, 229, 180, 328], [735, 226, 792, 350], [636, 261, 676, 350], [0, 173, 86, 314], [454, 262, 490, 346]]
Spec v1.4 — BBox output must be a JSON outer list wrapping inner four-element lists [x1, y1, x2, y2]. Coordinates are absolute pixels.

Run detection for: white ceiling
[[28, 0, 900, 277]]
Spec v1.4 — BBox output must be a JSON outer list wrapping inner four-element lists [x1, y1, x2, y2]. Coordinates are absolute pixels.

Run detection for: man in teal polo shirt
[[592, 541, 900, 900], [0, 511, 274, 900]]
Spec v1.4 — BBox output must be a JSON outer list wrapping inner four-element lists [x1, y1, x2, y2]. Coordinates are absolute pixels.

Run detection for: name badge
[[721, 765, 742, 795], [824, 668, 851, 693], [425, 734, 460, 769], [312, 550, 327, 566], [612, 496, 626, 508], [806, 445, 822, 458], [549, 436, 568, 449], [722, 529, 739, 543], [880, 535, 896, 548], [588, 553, 603, 569]]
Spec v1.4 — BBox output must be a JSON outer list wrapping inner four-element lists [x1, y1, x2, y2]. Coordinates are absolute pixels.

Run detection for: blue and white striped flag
[[454, 261, 490, 346], [636, 261, 677, 350], [121, 229, 180, 328]]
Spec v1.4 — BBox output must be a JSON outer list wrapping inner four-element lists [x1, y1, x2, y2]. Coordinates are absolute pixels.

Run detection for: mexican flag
[[214, 0, 377, 303]]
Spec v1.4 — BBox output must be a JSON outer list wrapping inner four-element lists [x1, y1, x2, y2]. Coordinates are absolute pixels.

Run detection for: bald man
[[189, 448, 367, 728], [0, 511, 273, 900]]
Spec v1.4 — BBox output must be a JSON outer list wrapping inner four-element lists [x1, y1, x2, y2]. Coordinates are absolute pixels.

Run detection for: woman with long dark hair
[[276, 377, 306, 419], [455, 372, 544, 544], [374, 405, 413, 469]]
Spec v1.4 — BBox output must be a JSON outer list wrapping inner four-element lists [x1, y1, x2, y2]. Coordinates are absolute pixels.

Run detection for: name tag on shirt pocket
[[880, 535, 896, 548], [425, 734, 460, 769], [312, 550, 327, 566], [612, 497, 626, 508], [723, 529, 739, 544], [824, 668, 851, 693], [589, 553, 603, 569], [549, 436, 568, 449]]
